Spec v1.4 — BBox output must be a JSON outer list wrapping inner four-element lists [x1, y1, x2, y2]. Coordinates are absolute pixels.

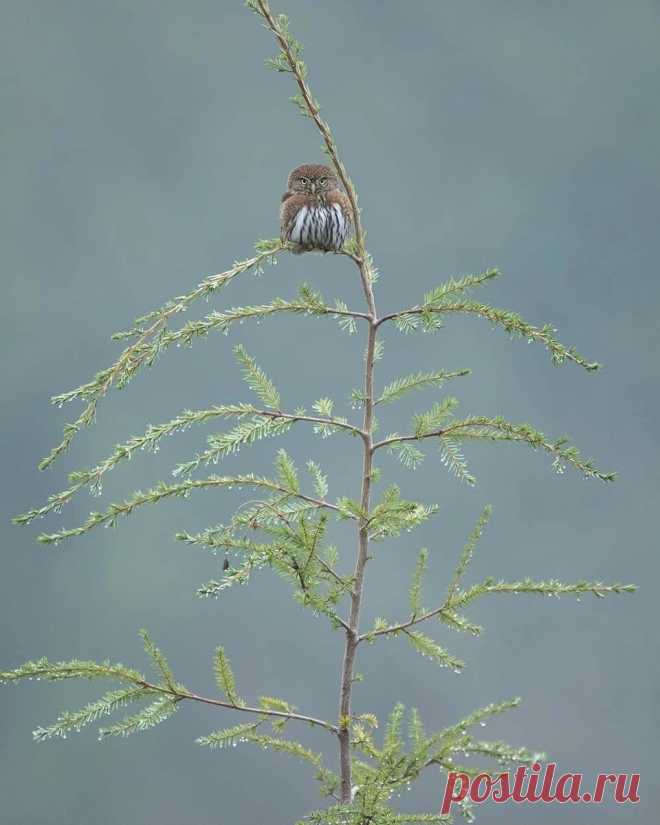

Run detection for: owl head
[[287, 163, 340, 194]]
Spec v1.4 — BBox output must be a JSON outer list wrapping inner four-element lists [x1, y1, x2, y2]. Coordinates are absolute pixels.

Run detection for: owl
[[280, 163, 353, 253]]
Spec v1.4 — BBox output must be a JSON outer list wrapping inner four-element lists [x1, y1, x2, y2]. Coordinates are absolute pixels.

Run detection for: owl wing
[[280, 192, 310, 243], [326, 190, 353, 229]]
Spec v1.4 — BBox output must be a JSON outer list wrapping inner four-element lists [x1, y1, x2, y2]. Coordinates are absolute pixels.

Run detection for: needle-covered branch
[[360, 607, 470, 645], [144, 292, 360, 349], [362, 576, 636, 648], [341, 700, 538, 825], [375, 369, 470, 406], [36, 471, 347, 546], [7, 3, 636, 824], [40, 242, 285, 470], [182, 464, 354, 618], [379, 269, 500, 332], [359, 506, 634, 653], [379, 269, 600, 372], [450, 578, 637, 607], [374, 414, 615, 482], [16, 400, 364, 528], [0, 632, 338, 741], [39, 271, 367, 481], [445, 506, 492, 605]]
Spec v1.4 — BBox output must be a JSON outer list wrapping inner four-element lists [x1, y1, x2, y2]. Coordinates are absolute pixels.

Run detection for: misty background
[[1, 1, 658, 823]]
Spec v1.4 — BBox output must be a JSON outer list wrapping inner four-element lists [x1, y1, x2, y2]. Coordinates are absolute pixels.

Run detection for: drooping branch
[[0, 645, 338, 737], [40, 242, 285, 470], [380, 297, 600, 371], [39, 245, 368, 476], [145, 293, 363, 349], [36, 473, 349, 545], [373, 415, 615, 482], [19, 363, 366, 527], [23, 326, 370, 528]]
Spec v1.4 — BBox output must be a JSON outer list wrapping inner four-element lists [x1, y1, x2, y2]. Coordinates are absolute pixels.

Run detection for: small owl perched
[[280, 163, 353, 253]]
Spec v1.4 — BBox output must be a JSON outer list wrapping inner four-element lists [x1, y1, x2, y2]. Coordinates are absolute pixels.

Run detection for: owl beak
[[310, 181, 317, 194]]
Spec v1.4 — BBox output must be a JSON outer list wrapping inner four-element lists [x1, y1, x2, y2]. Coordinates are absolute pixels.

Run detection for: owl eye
[[319, 177, 328, 185], [298, 177, 309, 184]]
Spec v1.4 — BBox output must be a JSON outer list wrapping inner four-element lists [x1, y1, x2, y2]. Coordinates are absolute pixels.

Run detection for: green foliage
[[449, 577, 636, 608], [413, 398, 459, 437], [275, 448, 300, 492], [213, 647, 244, 706], [173, 416, 295, 478], [336, 497, 366, 521], [372, 339, 385, 362], [39, 243, 284, 471], [438, 698, 523, 742], [423, 269, 500, 305], [387, 441, 426, 470], [446, 507, 492, 604], [313, 398, 335, 418], [307, 460, 329, 499], [196, 722, 261, 749], [7, 3, 636, 825], [310, 398, 351, 438], [0, 658, 145, 686], [393, 313, 426, 335], [409, 549, 428, 616], [338, 698, 536, 824], [140, 629, 177, 690], [375, 412, 615, 484], [14, 402, 266, 526], [179, 452, 352, 615], [1, 635, 189, 742], [446, 416, 615, 480], [32, 686, 153, 741], [198, 720, 334, 790], [334, 299, 358, 334], [260, 696, 294, 713], [234, 344, 282, 409], [377, 369, 470, 405], [35, 464, 347, 547], [404, 631, 464, 671], [368, 486, 438, 540], [387, 277, 601, 371], [435, 302, 601, 371], [97, 696, 180, 739], [438, 437, 475, 485], [243, 733, 323, 766], [437, 611, 483, 637], [298, 806, 450, 824]]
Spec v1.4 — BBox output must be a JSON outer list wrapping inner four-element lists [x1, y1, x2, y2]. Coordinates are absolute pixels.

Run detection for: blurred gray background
[[1, 1, 658, 823]]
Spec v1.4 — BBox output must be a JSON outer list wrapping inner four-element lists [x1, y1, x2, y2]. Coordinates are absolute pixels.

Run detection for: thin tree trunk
[[338, 262, 377, 804]]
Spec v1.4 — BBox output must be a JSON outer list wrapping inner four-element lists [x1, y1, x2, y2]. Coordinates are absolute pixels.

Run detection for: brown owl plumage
[[280, 163, 353, 253]]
